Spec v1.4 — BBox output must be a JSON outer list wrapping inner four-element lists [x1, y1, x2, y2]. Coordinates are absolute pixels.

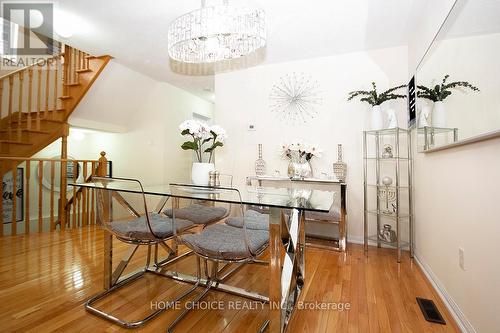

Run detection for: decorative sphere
[[382, 176, 393, 186]]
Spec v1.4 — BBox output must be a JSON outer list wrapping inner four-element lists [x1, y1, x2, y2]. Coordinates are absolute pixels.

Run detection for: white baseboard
[[413, 253, 476, 333]]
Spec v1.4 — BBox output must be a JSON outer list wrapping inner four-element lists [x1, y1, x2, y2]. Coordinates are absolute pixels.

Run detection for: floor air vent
[[416, 297, 446, 325]]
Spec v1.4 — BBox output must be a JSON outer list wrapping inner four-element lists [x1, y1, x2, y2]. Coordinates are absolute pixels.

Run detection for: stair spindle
[[62, 51, 68, 97], [90, 161, 96, 224], [72, 47, 77, 84], [0, 80, 3, 121], [8, 76, 13, 136], [28, 68, 33, 130], [85, 52, 90, 70], [83, 161, 88, 226], [50, 160, 55, 231], [36, 66, 42, 130], [11, 161, 17, 235], [25, 162, 31, 234], [17, 72, 24, 139], [53, 57, 58, 115], [38, 160, 43, 232], [78, 186, 82, 227], [45, 62, 50, 118], [60, 157, 67, 230], [72, 160, 77, 228]]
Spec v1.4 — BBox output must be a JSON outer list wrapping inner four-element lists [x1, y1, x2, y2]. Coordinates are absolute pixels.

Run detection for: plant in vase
[[417, 74, 479, 128], [179, 120, 227, 185], [281, 141, 322, 179], [347, 82, 406, 130]]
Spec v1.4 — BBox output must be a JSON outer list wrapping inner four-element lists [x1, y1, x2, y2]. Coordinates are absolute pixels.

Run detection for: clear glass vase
[[287, 152, 313, 178]]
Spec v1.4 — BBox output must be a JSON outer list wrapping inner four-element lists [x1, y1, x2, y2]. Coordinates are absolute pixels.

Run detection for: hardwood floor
[[0, 226, 459, 333]]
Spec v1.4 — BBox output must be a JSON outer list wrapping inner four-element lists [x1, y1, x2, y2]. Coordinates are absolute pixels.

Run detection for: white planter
[[419, 105, 432, 127], [432, 101, 446, 128], [191, 162, 215, 185], [371, 105, 384, 130]]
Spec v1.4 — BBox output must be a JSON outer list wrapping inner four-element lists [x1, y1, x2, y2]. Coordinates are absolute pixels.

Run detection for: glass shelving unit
[[363, 127, 414, 262]]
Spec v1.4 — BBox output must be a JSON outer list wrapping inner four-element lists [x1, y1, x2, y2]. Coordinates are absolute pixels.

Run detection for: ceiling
[[57, 0, 415, 101]]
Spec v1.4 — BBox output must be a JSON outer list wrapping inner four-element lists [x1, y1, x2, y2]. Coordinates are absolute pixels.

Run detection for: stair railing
[[0, 44, 92, 140], [0, 151, 107, 237]]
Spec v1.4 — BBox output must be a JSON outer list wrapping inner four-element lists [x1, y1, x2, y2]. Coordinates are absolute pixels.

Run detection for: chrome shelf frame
[[363, 127, 414, 262]]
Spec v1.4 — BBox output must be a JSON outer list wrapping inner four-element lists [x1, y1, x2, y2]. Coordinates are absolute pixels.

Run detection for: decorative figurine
[[378, 176, 396, 214], [381, 145, 394, 159], [379, 224, 397, 243]]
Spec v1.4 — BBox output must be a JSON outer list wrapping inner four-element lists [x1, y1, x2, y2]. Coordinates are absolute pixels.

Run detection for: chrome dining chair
[[167, 183, 270, 333], [86, 177, 198, 328]]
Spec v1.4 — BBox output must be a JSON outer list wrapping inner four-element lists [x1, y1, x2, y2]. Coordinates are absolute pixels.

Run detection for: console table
[[246, 176, 347, 252]]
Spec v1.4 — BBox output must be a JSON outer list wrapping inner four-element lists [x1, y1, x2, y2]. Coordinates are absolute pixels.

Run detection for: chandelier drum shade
[[167, 0, 266, 64]]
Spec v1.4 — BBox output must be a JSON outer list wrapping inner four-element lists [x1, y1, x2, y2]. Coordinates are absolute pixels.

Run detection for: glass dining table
[[71, 179, 340, 333]]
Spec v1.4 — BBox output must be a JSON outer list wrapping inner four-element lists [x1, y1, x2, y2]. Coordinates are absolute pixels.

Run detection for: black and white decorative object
[[2, 168, 24, 223], [269, 72, 322, 125]]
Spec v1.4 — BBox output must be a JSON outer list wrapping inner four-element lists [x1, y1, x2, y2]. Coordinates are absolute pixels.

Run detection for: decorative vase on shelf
[[419, 105, 431, 127], [332, 144, 347, 182], [255, 144, 266, 175], [191, 162, 215, 185], [287, 152, 313, 179], [371, 105, 384, 130], [386, 108, 398, 128], [432, 101, 446, 128]]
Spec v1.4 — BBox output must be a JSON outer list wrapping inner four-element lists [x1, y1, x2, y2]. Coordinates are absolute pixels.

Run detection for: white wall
[[215, 46, 408, 241], [409, 1, 500, 332]]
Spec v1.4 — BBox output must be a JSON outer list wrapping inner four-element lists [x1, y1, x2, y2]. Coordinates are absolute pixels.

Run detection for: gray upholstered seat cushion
[[305, 209, 341, 222], [164, 204, 228, 225], [109, 213, 193, 240], [225, 210, 269, 231], [181, 224, 269, 261]]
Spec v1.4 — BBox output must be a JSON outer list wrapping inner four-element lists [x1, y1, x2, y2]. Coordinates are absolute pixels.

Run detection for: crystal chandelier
[[168, 0, 266, 64]]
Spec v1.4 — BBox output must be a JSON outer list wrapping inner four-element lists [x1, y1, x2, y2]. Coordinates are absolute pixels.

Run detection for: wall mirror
[[416, 0, 500, 152]]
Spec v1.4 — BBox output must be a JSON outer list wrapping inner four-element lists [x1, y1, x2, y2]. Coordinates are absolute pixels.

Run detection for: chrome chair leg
[[167, 258, 216, 333], [85, 244, 199, 329]]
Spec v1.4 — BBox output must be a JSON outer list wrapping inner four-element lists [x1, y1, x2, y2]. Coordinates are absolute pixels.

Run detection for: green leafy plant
[[348, 82, 407, 106], [179, 120, 226, 163], [417, 75, 479, 102]]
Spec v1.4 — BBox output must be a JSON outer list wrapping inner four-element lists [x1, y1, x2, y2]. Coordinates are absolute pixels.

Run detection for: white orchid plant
[[179, 119, 227, 163], [281, 140, 322, 162]]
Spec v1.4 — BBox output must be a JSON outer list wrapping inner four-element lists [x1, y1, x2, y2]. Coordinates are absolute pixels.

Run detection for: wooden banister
[[0, 53, 61, 80], [0, 41, 112, 235], [0, 153, 103, 237]]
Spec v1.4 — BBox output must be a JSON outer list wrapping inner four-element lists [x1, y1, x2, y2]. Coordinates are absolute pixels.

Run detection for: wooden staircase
[[0, 45, 112, 164]]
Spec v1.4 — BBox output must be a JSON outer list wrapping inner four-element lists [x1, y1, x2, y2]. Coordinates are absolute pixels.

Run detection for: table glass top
[[70, 179, 340, 212]]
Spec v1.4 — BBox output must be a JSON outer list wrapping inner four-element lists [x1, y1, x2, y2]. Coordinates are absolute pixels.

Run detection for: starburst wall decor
[[269, 72, 323, 125]]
